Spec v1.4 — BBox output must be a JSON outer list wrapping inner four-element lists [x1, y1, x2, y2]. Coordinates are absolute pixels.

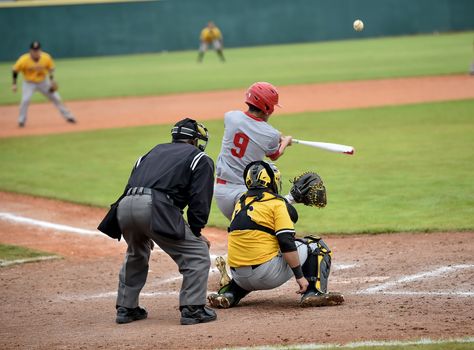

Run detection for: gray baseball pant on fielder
[[230, 241, 311, 291], [19, 80, 75, 125], [116, 193, 211, 309]]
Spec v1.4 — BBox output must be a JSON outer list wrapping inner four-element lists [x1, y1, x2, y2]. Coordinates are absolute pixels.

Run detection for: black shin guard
[[302, 238, 332, 293]]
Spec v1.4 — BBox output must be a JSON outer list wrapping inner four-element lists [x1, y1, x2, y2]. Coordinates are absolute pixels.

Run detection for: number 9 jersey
[[214, 110, 281, 219], [216, 110, 280, 184]]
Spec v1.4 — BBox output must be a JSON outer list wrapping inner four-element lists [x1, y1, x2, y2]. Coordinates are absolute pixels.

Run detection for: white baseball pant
[[18, 79, 75, 125]]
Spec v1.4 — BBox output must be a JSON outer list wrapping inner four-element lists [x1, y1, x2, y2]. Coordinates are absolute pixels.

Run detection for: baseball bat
[[292, 139, 355, 155]]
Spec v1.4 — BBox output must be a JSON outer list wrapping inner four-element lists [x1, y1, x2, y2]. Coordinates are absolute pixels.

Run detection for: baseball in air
[[353, 19, 364, 32]]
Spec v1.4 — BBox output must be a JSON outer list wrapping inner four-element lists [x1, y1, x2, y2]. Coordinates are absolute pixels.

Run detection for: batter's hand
[[296, 277, 309, 294], [12, 84, 17, 93], [281, 135, 293, 146]]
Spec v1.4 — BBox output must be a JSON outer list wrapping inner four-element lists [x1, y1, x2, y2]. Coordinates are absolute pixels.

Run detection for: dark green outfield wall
[[1, 0, 473, 61]]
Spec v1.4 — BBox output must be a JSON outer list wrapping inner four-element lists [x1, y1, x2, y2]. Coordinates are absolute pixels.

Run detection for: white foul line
[[359, 264, 474, 294], [0, 255, 60, 267], [0, 212, 102, 236]]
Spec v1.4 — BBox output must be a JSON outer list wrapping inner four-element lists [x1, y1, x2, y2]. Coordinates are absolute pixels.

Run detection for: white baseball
[[353, 19, 364, 32]]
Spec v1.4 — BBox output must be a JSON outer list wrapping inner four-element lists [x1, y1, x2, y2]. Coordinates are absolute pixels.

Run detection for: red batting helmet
[[245, 82, 280, 116]]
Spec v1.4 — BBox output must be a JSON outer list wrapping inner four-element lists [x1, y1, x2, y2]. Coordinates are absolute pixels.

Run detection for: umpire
[[98, 118, 217, 325]]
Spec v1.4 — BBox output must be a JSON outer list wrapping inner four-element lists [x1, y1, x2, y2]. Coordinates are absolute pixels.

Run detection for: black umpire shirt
[[124, 142, 214, 236]]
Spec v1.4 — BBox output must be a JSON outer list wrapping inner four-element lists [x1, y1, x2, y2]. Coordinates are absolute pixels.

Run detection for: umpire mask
[[171, 118, 209, 151]]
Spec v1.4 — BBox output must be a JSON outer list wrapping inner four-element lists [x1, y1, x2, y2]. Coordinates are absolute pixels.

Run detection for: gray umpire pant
[[116, 193, 211, 309], [19, 80, 75, 124], [231, 241, 313, 291]]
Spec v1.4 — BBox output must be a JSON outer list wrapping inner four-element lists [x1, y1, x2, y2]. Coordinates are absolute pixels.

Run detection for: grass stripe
[[223, 337, 474, 350]]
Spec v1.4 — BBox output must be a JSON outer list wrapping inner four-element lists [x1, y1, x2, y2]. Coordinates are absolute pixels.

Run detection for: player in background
[[197, 21, 225, 63], [12, 41, 76, 128], [214, 82, 293, 220]]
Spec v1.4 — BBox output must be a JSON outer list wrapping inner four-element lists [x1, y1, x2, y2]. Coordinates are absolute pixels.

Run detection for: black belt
[[126, 187, 152, 196], [230, 264, 261, 271]]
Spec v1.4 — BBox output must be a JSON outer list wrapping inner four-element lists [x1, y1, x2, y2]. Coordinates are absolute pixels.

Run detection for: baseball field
[[1, 31, 473, 349]]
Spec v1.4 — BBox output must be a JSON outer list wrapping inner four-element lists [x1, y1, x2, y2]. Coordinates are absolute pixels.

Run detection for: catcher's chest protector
[[229, 194, 274, 235]]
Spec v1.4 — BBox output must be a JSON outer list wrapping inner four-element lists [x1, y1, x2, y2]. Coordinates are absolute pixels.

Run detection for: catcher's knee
[[300, 236, 332, 293]]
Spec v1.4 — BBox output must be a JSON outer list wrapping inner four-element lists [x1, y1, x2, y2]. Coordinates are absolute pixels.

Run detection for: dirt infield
[[1, 76, 473, 349], [1, 191, 473, 349], [1, 75, 474, 138]]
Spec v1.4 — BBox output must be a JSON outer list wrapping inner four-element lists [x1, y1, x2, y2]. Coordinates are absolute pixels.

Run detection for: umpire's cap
[[171, 118, 209, 151]]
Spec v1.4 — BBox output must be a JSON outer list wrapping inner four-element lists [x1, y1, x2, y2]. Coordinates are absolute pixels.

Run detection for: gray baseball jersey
[[216, 110, 281, 185]]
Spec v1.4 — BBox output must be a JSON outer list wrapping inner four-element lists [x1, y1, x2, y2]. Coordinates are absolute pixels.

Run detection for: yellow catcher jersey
[[200, 27, 222, 42], [228, 192, 295, 268], [13, 52, 55, 83]]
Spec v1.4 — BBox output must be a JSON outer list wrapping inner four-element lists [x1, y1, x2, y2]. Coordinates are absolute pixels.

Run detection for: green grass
[[1, 100, 472, 234], [1, 31, 472, 105], [260, 339, 474, 350], [0, 244, 53, 261]]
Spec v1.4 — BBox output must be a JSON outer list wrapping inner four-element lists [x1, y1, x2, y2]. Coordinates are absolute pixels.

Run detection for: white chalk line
[[79, 262, 357, 301], [331, 276, 390, 284], [0, 212, 232, 258], [0, 255, 61, 267], [57, 266, 225, 301], [379, 290, 474, 297], [223, 337, 474, 350], [0, 212, 102, 236], [333, 263, 357, 271], [8, 212, 471, 299], [359, 264, 474, 296]]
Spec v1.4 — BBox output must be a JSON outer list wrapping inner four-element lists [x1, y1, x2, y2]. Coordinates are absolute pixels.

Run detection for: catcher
[[208, 160, 344, 308]]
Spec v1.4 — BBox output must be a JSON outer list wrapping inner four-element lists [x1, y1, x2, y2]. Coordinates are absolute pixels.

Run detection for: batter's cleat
[[18, 122, 25, 128], [215, 256, 231, 288], [115, 306, 148, 324], [180, 305, 217, 325], [66, 118, 76, 124], [207, 292, 234, 309], [300, 291, 344, 308]]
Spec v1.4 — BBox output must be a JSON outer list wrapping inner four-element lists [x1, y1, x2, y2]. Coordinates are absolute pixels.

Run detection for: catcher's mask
[[171, 118, 209, 151], [243, 160, 281, 194], [245, 82, 280, 116]]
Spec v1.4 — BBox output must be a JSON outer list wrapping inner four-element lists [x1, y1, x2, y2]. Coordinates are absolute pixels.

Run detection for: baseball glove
[[290, 172, 327, 207], [48, 80, 58, 93]]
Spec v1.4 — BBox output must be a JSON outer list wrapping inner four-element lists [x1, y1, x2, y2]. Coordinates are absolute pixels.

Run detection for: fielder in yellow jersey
[[208, 160, 344, 308], [198, 21, 225, 62], [227, 190, 294, 268], [12, 41, 76, 128]]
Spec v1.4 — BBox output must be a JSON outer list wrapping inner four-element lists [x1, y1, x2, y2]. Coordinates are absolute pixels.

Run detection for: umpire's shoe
[[300, 291, 344, 308], [116, 306, 148, 324], [180, 305, 217, 325]]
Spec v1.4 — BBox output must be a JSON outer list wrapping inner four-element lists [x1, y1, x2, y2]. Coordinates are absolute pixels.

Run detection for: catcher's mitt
[[290, 172, 327, 207], [48, 80, 58, 93]]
